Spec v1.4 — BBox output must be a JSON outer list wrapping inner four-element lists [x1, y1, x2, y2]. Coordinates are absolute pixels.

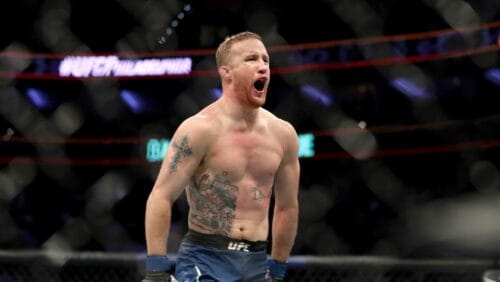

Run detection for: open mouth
[[254, 79, 266, 91]]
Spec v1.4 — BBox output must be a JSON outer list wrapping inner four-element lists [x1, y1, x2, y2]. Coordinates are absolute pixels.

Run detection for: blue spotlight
[[300, 85, 333, 106], [209, 88, 222, 100], [120, 90, 148, 114], [485, 68, 500, 86], [390, 78, 429, 100], [26, 88, 51, 110]]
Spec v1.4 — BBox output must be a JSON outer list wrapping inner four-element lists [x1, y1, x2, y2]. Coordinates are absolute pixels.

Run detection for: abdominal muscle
[[186, 172, 273, 242]]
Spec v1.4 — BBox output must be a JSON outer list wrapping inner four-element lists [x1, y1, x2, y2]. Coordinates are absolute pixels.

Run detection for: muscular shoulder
[[260, 108, 298, 149], [261, 108, 297, 137], [260, 109, 299, 168], [172, 109, 220, 153], [180, 111, 218, 133]]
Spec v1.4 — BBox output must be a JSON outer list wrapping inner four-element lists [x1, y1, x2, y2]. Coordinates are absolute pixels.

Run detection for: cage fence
[[0, 251, 497, 282]]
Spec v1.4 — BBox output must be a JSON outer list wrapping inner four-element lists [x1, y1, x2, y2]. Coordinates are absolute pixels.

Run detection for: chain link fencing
[[0, 251, 497, 282]]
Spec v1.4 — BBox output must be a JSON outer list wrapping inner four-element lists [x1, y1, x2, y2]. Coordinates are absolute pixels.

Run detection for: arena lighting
[[209, 88, 222, 99], [484, 68, 500, 86], [58, 56, 192, 78], [158, 3, 193, 45], [2, 20, 498, 80], [145, 134, 316, 162], [389, 77, 430, 100], [300, 85, 333, 106], [25, 88, 51, 110], [120, 90, 148, 114]]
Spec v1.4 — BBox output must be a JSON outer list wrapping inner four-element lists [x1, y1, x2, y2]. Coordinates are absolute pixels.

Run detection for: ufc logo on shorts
[[227, 242, 250, 252]]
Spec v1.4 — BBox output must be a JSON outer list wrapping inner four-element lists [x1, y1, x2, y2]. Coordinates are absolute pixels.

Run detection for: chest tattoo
[[251, 187, 270, 200], [188, 174, 239, 235]]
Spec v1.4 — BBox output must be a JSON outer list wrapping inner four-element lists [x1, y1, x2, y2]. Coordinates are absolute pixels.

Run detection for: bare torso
[[185, 104, 284, 242]]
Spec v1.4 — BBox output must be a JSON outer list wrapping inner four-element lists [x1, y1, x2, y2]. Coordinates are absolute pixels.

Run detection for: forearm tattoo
[[188, 173, 239, 235], [168, 135, 192, 173]]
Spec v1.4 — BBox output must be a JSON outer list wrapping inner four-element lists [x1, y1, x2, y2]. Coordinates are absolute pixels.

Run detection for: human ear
[[220, 66, 232, 81]]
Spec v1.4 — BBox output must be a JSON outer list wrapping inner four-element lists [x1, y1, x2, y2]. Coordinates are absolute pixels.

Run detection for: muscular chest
[[207, 130, 282, 180]]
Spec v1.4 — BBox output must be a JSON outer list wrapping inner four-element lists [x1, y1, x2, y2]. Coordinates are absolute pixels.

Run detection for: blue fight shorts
[[174, 230, 271, 282]]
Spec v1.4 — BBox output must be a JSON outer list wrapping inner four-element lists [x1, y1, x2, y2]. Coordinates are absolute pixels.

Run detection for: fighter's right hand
[[142, 255, 176, 282]]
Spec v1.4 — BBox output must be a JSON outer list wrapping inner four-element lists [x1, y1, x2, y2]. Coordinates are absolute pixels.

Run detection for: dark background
[[1, 0, 500, 259]]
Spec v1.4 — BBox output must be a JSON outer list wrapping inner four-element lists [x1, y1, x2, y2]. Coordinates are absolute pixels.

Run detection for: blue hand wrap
[[146, 255, 171, 272], [268, 259, 287, 279]]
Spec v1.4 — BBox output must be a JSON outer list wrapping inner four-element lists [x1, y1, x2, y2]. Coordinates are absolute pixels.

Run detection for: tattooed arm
[[145, 117, 211, 255], [271, 121, 300, 263]]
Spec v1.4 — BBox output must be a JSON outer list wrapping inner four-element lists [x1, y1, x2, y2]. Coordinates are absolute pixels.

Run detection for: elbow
[[275, 200, 299, 215], [147, 187, 174, 210]]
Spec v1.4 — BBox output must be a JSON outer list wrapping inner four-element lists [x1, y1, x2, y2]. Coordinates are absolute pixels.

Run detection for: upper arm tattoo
[[168, 135, 193, 173]]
